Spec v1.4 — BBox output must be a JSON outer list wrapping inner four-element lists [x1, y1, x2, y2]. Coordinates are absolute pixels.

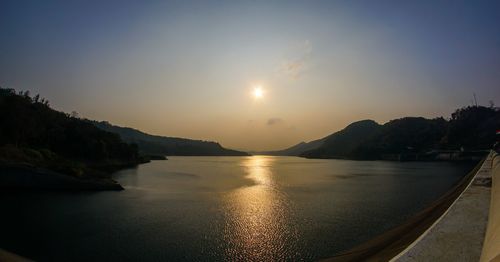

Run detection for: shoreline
[[0, 164, 125, 191], [0, 156, 168, 191], [322, 156, 485, 261]]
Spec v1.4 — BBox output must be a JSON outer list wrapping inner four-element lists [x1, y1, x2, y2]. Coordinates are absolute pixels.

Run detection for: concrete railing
[[480, 151, 500, 262]]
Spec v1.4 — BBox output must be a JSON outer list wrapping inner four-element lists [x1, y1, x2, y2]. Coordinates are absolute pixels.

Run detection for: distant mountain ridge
[[301, 120, 382, 159], [92, 121, 249, 156], [265, 120, 380, 157], [269, 106, 500, 160], [258, 138, 325, 156]]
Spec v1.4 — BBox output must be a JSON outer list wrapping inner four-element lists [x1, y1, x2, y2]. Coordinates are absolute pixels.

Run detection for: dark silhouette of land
[[1, 86, 498, 190], [266, 106, 499, 161], [0, 87, 245, 190], [259, 137, 326, 156], [0, 88, 148, 190], [92, 121, 249, 156]]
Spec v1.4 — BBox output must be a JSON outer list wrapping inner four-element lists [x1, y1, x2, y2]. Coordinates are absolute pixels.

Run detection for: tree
[[70, 111, 79, 118]]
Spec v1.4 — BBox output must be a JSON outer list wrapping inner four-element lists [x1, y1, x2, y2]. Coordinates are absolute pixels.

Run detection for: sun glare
[[253, 86, 263, 99]]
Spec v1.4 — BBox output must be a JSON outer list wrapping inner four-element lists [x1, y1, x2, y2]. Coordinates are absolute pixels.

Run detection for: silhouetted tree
[[0, 87, 141, 171]]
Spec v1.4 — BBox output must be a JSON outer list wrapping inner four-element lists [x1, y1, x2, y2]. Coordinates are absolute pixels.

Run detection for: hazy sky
[[1, 1, 499, 151]]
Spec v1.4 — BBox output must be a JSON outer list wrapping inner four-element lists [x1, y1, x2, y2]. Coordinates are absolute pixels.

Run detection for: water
[[0, 156, 475, 261]]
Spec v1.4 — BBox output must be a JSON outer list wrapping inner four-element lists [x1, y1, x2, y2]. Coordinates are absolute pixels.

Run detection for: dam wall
[[480, 151, 500, 262], [393, 152, 493, 261]]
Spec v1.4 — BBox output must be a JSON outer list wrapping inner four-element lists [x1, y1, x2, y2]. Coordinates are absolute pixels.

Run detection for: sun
[[253, 86, 264, 99]]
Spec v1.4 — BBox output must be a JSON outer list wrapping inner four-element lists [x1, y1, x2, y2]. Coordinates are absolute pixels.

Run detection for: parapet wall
[[481, 151, 500, 262]]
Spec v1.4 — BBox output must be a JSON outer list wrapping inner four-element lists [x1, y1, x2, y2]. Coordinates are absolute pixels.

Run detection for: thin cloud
[[279, 40, 312, 79], [267, 117, 284, 126]]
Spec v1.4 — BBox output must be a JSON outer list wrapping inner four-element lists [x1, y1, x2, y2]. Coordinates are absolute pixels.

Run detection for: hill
[[275, 106, 499, 160], [92, 121, 249, 156], [264, 120, 380, 156], [301, 120, 382, 159], [259, 138, 325, 156], [345, 117, 448, 160], [0, 88, 146, 190], [443, 106, 500, 150]]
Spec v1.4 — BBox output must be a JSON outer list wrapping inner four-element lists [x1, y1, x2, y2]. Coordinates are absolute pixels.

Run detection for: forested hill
[[274, 106, 500, 160], [265, 120, 382, 157], [0, 87, 144, 183], [92, 121, 249, 156], [258, 138, 326, 156]]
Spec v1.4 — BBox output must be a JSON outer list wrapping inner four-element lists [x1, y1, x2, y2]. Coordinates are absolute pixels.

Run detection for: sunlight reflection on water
[[0, 156, 474, 261], [222, 156, 299, 261]]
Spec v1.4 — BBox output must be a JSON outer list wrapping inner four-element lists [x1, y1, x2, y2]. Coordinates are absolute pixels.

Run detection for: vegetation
[[273, 106, 500, 160], [347, 117, 448, 160], [92, 121, 249, 156], [302, 120, 382, 159], [443, 106, 500, 150], [0, 87, 145, 180], [1, 85, 498, 182], [259, 138, 325, 156]]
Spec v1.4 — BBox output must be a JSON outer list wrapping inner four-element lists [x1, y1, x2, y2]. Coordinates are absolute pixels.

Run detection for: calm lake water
[[0, 156, 475, 261]]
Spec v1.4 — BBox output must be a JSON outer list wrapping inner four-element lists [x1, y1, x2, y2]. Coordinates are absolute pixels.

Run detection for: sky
[[1, 0, 499, 151]]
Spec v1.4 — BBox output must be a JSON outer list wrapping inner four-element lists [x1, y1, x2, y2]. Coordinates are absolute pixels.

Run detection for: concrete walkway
[[393, 153, 493, 262]]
